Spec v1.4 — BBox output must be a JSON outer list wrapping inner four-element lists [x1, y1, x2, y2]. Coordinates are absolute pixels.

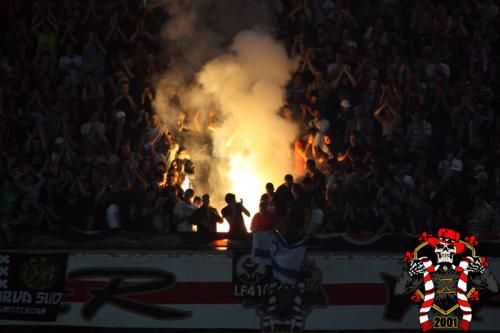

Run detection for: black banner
[[0, 252, 68, 321], [232, 252, 273, 299]]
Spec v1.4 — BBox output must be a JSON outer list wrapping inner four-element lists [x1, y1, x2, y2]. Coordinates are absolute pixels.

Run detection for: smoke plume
[[154, 1, 297, 216]]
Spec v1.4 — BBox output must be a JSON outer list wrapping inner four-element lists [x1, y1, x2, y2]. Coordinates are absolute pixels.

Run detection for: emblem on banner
[[0, 252, 68, 321], [241, 259, 328, 333], [235, 255, 267, 285], [395, 228, 498, 331], [21, 256, 59, 290]]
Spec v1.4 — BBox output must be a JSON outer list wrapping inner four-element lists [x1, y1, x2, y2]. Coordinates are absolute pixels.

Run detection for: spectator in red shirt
[[250, 201, 280, 232]]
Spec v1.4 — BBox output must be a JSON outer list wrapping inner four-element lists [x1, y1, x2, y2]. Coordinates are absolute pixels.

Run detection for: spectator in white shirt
[[173, 189, 197, 232], [81, 111, 108, 146], [308, 110, 330, 160]]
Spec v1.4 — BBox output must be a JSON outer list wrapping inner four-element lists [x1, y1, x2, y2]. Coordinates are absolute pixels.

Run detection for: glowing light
[[216, 152, 263, 233], [173, 31, 298, 234], [217, 220, 230, 233], [229, 153, 262, 231], [180, 174, 191, 191], [214, 239, 228, 251]]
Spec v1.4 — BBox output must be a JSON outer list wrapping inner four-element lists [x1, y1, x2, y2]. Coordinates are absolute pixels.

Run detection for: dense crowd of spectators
[[0, 0, 175, 243], [0, 0, 499, 245], [276, 0, 500, 241]]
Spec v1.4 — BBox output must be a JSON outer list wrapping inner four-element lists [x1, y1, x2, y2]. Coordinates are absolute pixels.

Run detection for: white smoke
[[154, 1, 297, 217], [196, 30, 297, 213]]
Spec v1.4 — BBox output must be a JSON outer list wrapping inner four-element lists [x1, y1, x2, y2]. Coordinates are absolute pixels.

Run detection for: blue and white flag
[[251, 231, 274, 265], [270, 233, 308, 285]]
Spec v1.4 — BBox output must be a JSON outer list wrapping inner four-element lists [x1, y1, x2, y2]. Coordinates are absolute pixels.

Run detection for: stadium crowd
[[0, 0, 499, 244]]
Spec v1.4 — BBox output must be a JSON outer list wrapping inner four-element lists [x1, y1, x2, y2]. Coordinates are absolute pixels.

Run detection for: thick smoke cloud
[[197, 30, 297, 211], [158, 0, 271, 85], [154, 0, 297, 215]]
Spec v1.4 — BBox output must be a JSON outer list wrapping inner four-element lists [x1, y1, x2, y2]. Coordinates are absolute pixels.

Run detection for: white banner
[[0, 251, 498, 330]]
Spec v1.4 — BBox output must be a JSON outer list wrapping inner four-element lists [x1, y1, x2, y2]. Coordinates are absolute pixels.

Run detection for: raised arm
[[239, 201, 250, 217], [331, 69, 344, 91], [344, 67, 358, 88], [304, 50, 319, 76], [373, 103, 386, 117], [30, 20, 45, 35]]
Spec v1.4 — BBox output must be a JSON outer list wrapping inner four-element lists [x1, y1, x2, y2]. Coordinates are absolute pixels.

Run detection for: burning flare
[[193, 31, 297, 232]]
